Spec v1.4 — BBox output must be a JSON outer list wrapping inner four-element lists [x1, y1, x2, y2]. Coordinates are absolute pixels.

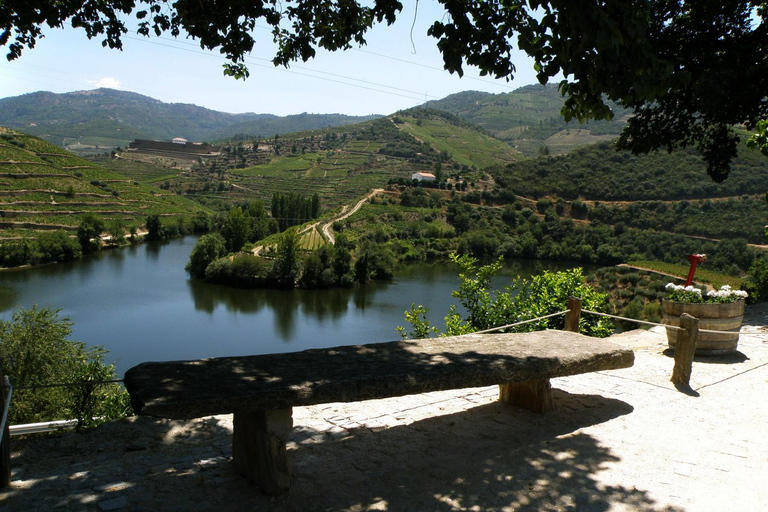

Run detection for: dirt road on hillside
[[322, 188, 383, 244]]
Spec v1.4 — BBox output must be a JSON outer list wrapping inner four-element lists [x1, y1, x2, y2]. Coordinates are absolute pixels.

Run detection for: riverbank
[[3, 302, 767, 511]]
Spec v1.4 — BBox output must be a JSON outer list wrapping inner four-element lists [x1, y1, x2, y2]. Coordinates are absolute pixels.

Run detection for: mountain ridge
[[0, 88, 381, 154]]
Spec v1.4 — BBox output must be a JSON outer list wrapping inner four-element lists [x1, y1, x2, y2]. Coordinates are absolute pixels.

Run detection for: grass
[[398, 117, 520, 168], [298, 226, 326, 250], [0, 130, 211, 237], [627, 260, 743, 290], [236, 153, 323, 175]]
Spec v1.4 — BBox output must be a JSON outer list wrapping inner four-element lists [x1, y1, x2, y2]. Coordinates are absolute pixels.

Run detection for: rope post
[[671, 313, 699, 388], [0, 360, 10, 489], [565, 297, 582, 333]]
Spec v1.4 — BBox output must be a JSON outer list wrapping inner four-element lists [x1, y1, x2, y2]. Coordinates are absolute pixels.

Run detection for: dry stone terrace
[[2, 302, 768, 511]]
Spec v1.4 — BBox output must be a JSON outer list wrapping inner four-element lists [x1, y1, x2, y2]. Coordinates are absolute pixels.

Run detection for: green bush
[[204, 256, 233, 283], [620, 299, 644, 330], [35, 231, 82, 263], [745, 257, 768, 303], [186, 233, 227, 279], [643, 301, 662, 323], [398, 254, 613, 339], [205, 254, 272, 287], [0, 305, 131, 426]]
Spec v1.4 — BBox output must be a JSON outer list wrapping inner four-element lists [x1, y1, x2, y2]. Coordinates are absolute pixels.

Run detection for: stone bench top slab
[[124, 329, 634, 419]]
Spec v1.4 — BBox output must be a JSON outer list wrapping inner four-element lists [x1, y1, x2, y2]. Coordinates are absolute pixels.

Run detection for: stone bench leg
[[499, 379, 554, 413], [232, 408, 293, 495]]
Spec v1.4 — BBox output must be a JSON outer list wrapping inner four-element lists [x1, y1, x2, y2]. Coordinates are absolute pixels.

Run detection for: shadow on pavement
[[281, 390, 676, 511], [4, 389, 683, 511]]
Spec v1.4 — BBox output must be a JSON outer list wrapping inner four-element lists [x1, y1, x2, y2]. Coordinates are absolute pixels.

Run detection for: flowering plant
[[665, 283, 748, 304]]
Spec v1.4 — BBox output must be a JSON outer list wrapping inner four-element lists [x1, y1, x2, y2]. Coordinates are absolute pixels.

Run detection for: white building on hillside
[[411, 172, 436, 182]]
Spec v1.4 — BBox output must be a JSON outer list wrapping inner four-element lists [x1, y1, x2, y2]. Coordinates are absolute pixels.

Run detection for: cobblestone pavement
[[2, 303, 767, 511]]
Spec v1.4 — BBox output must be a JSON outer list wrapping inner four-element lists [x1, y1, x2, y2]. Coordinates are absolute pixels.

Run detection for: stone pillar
[[565, 297, 582, 333], [499, 379, 554, 413], [671, 313, 698, 388], [232, 408, 293, 495]]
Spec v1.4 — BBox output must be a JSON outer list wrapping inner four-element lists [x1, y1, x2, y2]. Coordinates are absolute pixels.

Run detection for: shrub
[[745, 257, 768, 303], [620, 299, 644, 329], [186, 234, 227, 278], [35, 230, 82, 263], [204, 256, 233, 283], [398, 255, 613, 338], [643, 301, 662, 323], [0, 305, 130, 426]]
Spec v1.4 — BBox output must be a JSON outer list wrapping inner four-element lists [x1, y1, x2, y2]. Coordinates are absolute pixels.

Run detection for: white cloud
[[93, 77, 123, 89]]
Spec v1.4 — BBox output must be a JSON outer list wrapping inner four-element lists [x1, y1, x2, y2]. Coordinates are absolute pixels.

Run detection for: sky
[[0, 3, 541, 117]]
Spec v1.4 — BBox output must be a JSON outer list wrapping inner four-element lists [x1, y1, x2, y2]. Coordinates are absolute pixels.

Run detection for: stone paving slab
[[2, 304, 768, 511]]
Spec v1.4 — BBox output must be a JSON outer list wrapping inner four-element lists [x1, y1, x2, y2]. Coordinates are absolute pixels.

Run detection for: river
[[0, 237, 590, 375]]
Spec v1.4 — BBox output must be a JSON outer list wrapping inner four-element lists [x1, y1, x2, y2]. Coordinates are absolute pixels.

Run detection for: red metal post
[[685, 254, 707, 286]]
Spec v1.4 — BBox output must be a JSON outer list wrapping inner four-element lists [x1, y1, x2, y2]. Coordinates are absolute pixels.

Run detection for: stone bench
[[124, 329, 634, 495]]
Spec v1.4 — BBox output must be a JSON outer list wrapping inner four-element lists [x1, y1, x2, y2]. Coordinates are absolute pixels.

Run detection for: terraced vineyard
[[396, 115, 520, 168], [152, 112, 515, 212], [0, 128, 210, 240]]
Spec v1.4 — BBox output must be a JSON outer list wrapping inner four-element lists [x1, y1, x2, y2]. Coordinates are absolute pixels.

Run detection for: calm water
[[0, 237, 588, 375]]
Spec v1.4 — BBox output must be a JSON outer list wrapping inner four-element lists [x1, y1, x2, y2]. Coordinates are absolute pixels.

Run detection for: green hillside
[[424, 84, 630, 157], [0, 127, 209, 240], [494, 141, 768, 201], [394, 108, 519, 169], [0, 89, 380, 155], [95, 111, 516, 212], [490, 142, 768, 244]]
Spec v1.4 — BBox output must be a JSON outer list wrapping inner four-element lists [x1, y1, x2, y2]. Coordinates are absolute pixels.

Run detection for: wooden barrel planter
[[662, 299, 745, 356]]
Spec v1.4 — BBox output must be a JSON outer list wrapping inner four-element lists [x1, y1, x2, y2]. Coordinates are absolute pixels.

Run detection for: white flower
[[735, 290, 749, 298], [684, 285, 696, 292], [720, 285, 732, 291], [707, 290, 717, 297], [665, 282, 677, 290]]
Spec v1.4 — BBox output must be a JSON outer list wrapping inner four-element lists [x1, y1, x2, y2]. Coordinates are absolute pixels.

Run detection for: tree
[[221, 206, 250, 252], [77, 213, 104, 254], [397, 255, 613, 339], [332, 232, 354, 286], [106, 217, 126, 245], [3, 1, 765, 180], [186, 233, 227, 279], [747, 120, 768, 157], [271, 228, 300, 288], [145, 214, 163, 241], [0, 305, 130, 425]]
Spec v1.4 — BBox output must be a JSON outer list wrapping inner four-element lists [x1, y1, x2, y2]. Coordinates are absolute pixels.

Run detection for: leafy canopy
[[0, 305, 130, 426], [2, 1, 766, 180], [397, 254, 613, 339]]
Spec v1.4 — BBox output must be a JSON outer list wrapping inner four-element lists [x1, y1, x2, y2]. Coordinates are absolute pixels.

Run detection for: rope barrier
[[581, 309, 683, 330], [581, 309, 740, 334], [472, 310, 569, 334], [14, 379, 123, 391]]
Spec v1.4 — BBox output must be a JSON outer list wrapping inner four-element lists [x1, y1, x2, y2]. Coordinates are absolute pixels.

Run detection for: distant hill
[[490, 141, 768, 243], [493, 141, 768, 201], [0, 127, 209, 239], [0, 89, 380, 155], [91, 109, 517, 211], [424, 84, 630, 156]]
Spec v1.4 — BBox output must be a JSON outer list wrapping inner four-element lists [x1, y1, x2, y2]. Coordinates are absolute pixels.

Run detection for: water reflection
[[144, 239, 171, 260], [186, 278, 377, 341], [0, 236, 599, 374], [0, 284, 17, 312]]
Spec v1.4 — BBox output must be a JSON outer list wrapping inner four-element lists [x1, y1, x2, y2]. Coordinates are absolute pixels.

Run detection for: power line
[[145, 35, 442, 99], [123, 35, 439, 103], [352, 48, 515, 91], [250, 22, 515, 90]]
